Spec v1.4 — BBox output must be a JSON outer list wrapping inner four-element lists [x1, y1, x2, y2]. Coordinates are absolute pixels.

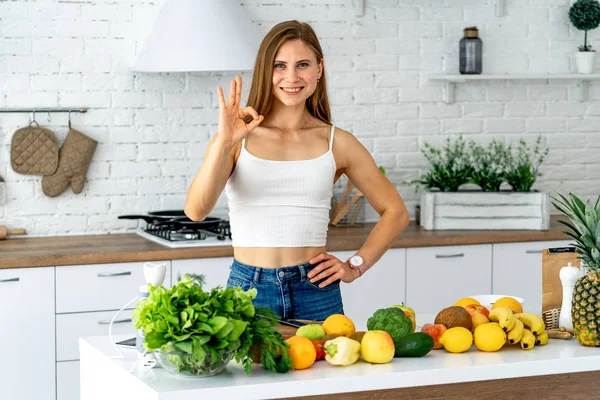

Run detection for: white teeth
[[282, 87, 301, 93]]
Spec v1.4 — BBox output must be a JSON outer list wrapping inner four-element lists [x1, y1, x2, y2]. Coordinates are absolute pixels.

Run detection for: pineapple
[[552, 193, 600, 347]]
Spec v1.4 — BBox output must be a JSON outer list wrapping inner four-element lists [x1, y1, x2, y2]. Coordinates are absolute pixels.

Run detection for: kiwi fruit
[[349, 331, 367, 343], [321, 333, 341, 342]]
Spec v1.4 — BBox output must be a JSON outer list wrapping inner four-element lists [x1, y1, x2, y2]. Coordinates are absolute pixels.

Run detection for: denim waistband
[[230, 259, 321, 284]]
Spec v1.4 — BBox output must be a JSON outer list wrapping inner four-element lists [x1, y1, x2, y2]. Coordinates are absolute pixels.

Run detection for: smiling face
[[271, 39, 323, 107]]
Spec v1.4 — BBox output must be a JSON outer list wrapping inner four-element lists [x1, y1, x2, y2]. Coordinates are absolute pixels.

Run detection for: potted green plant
[[467, 139, 510, 192], [414, 136, 551, 231], [569, 0, 600, 73], [503, 136, 549, 192], [416, 135, 472, 192]]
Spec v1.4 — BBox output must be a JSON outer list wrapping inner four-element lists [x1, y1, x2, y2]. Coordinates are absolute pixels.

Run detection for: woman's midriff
[[233, 246, 327, 269]]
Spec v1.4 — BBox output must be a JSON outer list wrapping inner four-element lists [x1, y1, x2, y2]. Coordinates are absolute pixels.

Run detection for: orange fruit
[[322, 314, 356, 337], [285, 336, 317, 370], [492, 297, 523, 313], [454, 297, 481, 307]]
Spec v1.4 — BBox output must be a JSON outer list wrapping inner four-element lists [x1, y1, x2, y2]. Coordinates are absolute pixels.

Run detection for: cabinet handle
[[435, 253, 464, 259], [525, 250, 543, 254], [97, 271, 132, 277], [98, 318, 132, 325], [0, 277, 19, 283]]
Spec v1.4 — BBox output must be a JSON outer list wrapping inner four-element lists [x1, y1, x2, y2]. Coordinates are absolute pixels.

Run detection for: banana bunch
[[490, 308, 547, 350]]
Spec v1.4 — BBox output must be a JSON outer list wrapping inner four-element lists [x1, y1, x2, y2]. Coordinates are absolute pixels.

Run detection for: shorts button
[[278, 271, 285, 277]]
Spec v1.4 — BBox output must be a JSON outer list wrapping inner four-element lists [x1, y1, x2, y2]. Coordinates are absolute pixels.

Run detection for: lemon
[[474, 323, 507, 352], [439, 327, 473, 353], [474, 323, 506, 351]]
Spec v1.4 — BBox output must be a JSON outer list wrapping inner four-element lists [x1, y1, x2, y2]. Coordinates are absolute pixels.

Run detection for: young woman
[[185, 20, 409, 321]]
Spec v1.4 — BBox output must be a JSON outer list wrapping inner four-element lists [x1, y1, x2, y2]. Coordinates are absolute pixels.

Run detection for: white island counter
[[80, 331, 600, 400]]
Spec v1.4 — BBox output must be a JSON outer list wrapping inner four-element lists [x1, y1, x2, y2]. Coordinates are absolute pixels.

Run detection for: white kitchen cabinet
[[57, 361, 79, 400], [172, 257, 233, 289], [330, 249, 406, 331], [0, 267, 55, 400], [492, 240, 572, 314], [56, 309, 136, 361], [406, 244, 493, 313], [56, 261, 172, 313]]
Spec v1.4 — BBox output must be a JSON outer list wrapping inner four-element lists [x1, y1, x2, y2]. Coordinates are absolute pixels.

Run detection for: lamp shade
[[132, 0, 261, 72]]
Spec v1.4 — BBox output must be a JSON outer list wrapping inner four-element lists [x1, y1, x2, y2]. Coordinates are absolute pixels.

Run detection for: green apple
[[296, 324, 326, 341]]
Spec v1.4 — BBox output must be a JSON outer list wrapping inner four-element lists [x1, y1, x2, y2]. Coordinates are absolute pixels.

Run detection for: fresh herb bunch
[[504, 136, 549, 192], [418, 136, 472, 192], [569, 0, 600, 51], [468, 139, 511, 192], [132, 275, 293, 375]]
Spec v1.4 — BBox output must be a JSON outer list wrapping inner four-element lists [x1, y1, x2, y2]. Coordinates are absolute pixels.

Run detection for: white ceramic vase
[[575, 51, 596, 74]]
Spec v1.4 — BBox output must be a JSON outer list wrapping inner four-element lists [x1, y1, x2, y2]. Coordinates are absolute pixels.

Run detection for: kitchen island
[[80, 322, 600, 400]]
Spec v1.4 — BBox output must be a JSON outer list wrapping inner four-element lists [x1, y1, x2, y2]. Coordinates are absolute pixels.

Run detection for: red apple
[[421, 323, 447, 349], [464, 304, 490, 318]]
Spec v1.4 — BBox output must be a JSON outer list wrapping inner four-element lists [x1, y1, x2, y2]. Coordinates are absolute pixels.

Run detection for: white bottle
[[559, 262, 580, 329]]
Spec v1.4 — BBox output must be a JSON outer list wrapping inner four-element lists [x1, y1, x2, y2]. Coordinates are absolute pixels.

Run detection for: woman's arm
[[339, 131, 410, 273], [184, 76, 263, 221], [308, 129, 409, 287], [184, 137, 237, 221]]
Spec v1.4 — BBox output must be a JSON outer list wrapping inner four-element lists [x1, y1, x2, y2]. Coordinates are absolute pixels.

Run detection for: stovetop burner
[[144, 220, 231, 242]]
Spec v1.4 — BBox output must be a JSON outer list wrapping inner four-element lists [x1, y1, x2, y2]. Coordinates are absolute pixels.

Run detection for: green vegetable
[[367, 307, 413, 353], [322, 336, 361, 366], [132, 275, 293, 375], [394, 332, 434, 357]]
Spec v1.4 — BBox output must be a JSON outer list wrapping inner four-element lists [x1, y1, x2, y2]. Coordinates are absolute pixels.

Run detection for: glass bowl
[[154, 345, 234, 378]]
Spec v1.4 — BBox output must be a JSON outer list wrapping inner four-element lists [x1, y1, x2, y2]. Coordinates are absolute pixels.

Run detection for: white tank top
[[225, 125, 336, 247]]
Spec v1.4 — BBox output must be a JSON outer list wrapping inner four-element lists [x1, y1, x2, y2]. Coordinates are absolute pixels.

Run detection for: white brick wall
[[0, 0, 599, 236]]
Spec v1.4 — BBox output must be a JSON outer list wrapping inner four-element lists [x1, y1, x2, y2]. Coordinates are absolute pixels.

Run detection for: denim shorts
[[226, 259, 344, 321]]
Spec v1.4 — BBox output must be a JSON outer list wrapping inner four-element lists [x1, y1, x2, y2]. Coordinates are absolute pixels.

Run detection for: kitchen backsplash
[[0, 0, 599, 236]]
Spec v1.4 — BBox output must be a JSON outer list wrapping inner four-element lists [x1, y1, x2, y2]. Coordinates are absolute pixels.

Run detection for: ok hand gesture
[[217, 76, 264, 146]]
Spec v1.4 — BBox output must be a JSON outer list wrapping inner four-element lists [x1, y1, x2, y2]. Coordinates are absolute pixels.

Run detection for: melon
[[434, 306, 473, 331]]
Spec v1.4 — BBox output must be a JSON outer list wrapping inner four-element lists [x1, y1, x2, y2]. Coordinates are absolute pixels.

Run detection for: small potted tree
[[569, 0, 600, 73]]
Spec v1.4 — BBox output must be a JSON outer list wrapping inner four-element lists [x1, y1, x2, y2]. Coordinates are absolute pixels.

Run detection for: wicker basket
[[330, 190, 366, 227], [542, 307, 561, 330]]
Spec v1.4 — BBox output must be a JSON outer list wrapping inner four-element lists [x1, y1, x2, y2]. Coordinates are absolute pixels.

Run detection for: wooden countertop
[[0, 216, 569, 269]]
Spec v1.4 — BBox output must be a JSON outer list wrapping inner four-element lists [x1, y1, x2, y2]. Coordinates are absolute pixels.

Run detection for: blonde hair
[[246, 20, 331, 125]]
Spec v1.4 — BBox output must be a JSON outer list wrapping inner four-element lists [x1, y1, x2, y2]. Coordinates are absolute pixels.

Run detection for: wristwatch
[[348, 255, 366, 277]]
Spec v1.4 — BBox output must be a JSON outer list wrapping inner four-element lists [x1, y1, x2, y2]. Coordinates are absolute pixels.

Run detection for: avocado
[[394, 332, 434, 357]]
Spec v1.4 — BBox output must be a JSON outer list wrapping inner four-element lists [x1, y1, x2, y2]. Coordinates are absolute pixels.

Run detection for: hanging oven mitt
[[41, 128, 98, 197], [10, 122, 59, 175]]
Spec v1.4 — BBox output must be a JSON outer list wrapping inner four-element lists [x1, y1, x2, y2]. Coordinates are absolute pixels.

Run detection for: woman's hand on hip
[[216, 76, 264, 146], [307, 253, 359, 287]]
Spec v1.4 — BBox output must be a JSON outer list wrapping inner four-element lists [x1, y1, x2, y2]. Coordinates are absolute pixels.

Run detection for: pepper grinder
[[559, 262, 580, 329]]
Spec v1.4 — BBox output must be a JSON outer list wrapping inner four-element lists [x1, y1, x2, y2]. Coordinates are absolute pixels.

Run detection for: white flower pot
[[575, 51, 596, 74]]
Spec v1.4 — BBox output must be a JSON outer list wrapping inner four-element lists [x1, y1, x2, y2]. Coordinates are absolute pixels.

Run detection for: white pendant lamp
[[132, 0, 261, 72]]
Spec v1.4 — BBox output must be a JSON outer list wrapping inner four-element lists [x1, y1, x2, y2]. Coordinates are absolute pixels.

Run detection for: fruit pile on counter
[[132, 275, 563, 378], [422, 297, 550, 354], [281, 297, 555, 371]]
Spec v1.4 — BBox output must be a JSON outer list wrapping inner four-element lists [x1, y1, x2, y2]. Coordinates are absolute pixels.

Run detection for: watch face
[[350, 255, 364, 268]]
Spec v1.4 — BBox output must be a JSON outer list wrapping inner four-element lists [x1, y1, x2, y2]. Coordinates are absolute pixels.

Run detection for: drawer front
[[56, 309, 136, 361], [57, 361, 80, 400], [56, 261, 171, 313], [172, 257, 232, 289], [407, 244, 492, 313], [492, 240, 572, 314]]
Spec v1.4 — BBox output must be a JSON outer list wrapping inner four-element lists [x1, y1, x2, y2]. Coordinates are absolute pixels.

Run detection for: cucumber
[[394, 332, 434, 357]]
